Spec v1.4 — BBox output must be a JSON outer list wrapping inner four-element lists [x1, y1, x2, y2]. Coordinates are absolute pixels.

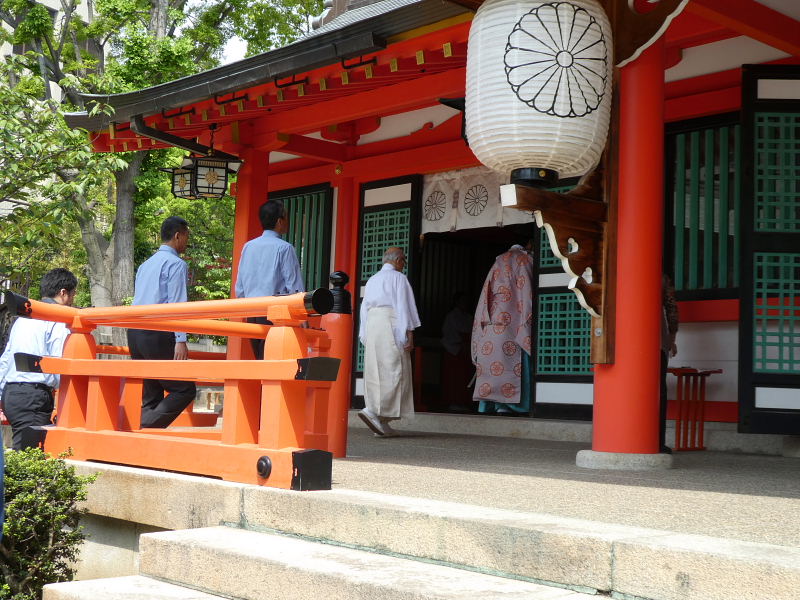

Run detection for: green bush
[[0, 449, 97, 600]]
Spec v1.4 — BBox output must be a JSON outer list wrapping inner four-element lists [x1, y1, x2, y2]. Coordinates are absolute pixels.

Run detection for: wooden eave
[[90, 21, 470, 155], [66, 0, 473, 153]]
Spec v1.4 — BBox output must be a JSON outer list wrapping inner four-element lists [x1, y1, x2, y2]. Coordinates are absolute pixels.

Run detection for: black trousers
[[127, 329, 197, 428], [2, 382, 54, 450], [247, 316, 272, 361]]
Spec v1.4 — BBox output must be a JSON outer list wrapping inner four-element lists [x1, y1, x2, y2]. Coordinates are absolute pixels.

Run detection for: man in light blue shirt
[[127, 216, 196, 428], [0, 268, 77, 449], [235, 199, 304, 359]]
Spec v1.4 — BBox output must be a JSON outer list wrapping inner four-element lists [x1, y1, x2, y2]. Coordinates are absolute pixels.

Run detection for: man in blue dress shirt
[[235, 199, 304, 359], [127, 216, 196, 428], [0, 268, 78, 449]]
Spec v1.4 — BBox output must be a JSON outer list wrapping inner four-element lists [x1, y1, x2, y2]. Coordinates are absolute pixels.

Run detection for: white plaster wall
[[363, 182, 413, 207], [531, 321, 739, 408], [756, 388, 800, 410], [535, 382, 592, 405], [539, 272, 571, 288]]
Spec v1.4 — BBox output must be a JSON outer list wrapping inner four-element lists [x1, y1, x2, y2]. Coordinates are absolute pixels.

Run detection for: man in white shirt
[[358, 247, 420, 436], [0, 269, 77, 449]]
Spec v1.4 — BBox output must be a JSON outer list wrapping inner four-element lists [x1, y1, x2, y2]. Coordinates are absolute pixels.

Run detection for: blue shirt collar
[[159, 244, 179, 256], [261, 230, 281, 239]]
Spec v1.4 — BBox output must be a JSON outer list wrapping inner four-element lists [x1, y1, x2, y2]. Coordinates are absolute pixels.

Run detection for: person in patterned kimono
[[471, 241, 535, 414]]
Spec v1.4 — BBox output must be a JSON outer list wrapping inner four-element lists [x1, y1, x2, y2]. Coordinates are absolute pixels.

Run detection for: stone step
[[239, 487, 800, 600], [139, 526, 596, 600], [73, 462, 800, 600], [43, 575, 225, 600]]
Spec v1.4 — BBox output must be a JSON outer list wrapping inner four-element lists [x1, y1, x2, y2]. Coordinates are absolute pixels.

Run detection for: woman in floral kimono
[[471, 242, 534, 414]]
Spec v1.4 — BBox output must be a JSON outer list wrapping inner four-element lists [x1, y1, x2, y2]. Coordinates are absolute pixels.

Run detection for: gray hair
[[382, 247, 404, 264]]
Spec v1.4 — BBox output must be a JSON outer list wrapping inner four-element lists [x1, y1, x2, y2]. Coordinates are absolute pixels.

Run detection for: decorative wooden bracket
[[603, 0, 688, 67], [500, 167, 606, 318]]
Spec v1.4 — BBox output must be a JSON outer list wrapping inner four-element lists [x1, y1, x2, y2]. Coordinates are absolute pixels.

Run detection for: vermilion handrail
[[5, 289, 332, 326], [7, 289, 342, 490], [106, 318, 271, 339]]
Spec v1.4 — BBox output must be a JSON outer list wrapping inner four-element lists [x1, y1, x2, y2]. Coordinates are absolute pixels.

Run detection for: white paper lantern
[[465, 0, 613, 186]]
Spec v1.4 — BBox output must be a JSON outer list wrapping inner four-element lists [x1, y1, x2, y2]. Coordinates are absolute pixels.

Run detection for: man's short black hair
[[40, 268, 77, 299], [161, 216, 189, 242], [259, 200, 285, 231]]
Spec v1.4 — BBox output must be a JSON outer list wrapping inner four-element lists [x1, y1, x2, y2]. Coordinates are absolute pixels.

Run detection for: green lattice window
[[753, 253, 800, 374], [754, 113, 800, 233], [539, 227, 561, 269], [538, 183, 575, 270], [670, 123, 741, 291], [360, 208, 412, 280], [536, 291, 592, 375], [275, 188, 332, 290], [356, 340, 366, 372]]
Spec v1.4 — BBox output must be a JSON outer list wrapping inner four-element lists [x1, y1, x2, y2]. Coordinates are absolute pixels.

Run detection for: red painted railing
[[4, 290, 346, 489]]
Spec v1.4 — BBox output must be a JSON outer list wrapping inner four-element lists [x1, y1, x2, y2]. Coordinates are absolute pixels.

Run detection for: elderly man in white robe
[[358, 247, 420, 436]]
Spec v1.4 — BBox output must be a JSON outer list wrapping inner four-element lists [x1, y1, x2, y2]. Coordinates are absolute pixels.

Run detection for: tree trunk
[[105, 152, 145, 346], [149, 0, 169, 38], [75, 153, 143, 345], [111, 152, 145, 307], [77, 208, 112, 309]]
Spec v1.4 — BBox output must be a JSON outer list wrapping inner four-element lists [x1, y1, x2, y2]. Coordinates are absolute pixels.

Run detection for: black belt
[[6, 382, 53, 393]]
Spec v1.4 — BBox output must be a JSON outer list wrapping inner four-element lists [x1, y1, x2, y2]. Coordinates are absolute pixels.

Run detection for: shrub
[[0, 449, 97, 600]]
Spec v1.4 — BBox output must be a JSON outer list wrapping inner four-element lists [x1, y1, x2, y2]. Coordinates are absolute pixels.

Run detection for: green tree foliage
[[0, 449, 98, 600], [0, 58, 125, 292], [232, 0, 322, 56], [0, 59, 122, 211], [0, 0, 323, 312]]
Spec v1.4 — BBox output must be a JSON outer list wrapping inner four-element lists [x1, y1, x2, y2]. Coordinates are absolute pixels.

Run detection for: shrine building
[[64, 0, 800, 466]]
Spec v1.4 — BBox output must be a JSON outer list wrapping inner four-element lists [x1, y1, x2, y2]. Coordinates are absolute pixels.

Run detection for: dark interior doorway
[[413, 224, 537, 414]]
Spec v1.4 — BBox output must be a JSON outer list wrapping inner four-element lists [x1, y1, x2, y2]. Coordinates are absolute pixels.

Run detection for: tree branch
[[56, 0, 77, 60]]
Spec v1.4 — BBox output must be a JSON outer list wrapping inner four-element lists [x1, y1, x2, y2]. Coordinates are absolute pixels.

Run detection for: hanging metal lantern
[[191, 156, 231, 198], [465, 0, 613, 187], [160, 157, 196, 199]]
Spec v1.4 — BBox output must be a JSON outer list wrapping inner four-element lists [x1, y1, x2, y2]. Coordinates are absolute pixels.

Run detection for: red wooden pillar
[[334, 177, 357, 274], [591, 39, 666, 457], [325, 176, 358, 457], [228, 147, 269, 360]]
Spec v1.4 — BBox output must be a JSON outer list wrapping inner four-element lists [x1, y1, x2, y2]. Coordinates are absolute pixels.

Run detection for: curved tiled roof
[[65, 0, 470, 131]]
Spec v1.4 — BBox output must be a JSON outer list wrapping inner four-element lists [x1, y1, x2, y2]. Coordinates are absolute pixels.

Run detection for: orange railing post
[[56, 317, 97, 430], [259, 324, 310, 449], [119, 379, 143, 431]]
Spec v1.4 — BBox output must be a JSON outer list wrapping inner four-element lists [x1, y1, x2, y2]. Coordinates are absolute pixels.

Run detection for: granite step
[[73, 462, 800, 600], [138, 526, 597, 600], [43, 575, 226, 600]]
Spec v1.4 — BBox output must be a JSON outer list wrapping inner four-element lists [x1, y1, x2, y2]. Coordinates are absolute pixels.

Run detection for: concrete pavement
[[338, 422, 800, 548]]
